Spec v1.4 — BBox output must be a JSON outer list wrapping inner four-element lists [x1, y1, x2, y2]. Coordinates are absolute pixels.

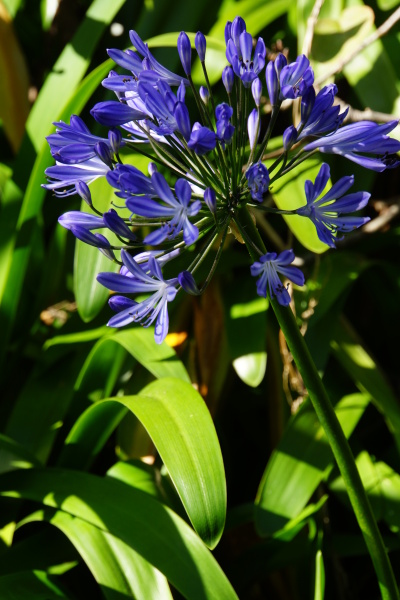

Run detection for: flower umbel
[[42, 16, 399, 342]]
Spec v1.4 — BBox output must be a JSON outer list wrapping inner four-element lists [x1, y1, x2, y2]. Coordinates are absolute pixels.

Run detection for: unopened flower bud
[[177, 31, 192, 76], [222, 66, 234, 94], [204, 187, 217, 213], [200, 86, 210, 105], [195, 31, 206, 62]]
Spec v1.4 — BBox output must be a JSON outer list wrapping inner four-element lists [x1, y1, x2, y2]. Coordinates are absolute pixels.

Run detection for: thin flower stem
[[235, 204, 400, 600], [201, 62, 217, 114]]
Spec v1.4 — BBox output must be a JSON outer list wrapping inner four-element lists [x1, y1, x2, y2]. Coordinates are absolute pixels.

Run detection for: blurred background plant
[[1, 0, 400, 598]]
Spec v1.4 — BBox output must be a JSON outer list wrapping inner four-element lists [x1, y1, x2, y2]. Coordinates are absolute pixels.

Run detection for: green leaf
[[23, 510, 173, 600], [255, 393, 370, 536], [223, 279, 268, 387], [0, 570, 66, 599], [0, 435, 40, 474], [58, 329, 189, 470], [270, 157, 328, 254], [0, 469, 238, 600], [105, 329, 191, 383], [73, 180, 120, 322], [331, 318, 400, 456], [65, 377, 226, 548]]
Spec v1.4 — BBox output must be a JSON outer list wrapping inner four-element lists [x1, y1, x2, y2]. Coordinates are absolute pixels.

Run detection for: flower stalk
[[235, 204, 399, 600]]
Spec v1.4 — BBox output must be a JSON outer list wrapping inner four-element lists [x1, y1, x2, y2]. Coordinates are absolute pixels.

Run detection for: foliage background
[[0, 0, 400, 598]]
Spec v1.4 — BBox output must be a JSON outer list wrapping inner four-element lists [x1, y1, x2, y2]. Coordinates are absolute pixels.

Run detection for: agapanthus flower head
[[43, 14, 400, 343], [225, 17, 266, 87], [303, 120, 400, 172], [297, 163, 370, 247], [246, 162, 269, 202], [250, 249, 305, 306], [97, 250, 179, 343]]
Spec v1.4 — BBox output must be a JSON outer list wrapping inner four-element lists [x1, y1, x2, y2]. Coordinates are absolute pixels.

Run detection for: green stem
[[235, 204, 400, 600]]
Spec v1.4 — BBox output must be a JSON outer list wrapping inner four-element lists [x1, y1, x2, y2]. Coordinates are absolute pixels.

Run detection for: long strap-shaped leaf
[[62, 378, 226, 549], [0, 468, 238, 600], [21, 509, 173, 600]]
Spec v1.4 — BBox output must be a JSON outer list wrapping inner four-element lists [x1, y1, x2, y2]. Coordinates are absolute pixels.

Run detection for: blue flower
[[226, 17, 266, 87], [245, 162, 269, 202], [46, 115, 119, 164], [187, 122, 216, 155], [278, 54, 314, 100], [297, 163, 370, 247], [43, 157, 110, 197], [250, 249, 305, 306], [107, 163, 156, 199], [127, 172, 202, 245], [58, 211, 104, 231], [90, 101, 147, 127], [297, 84, 348, 140], [97, 250, 179, 343], [107, 30, 187, 88], [303, 120, 400, 171]]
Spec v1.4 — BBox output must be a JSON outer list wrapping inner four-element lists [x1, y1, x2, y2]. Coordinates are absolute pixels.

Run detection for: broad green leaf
[[102, 328, 191, 382], [330, 452, 400, 533], [0, 528, 78, 575], [331, 318, 400, 456], [255, 393, 370, 536], [4, 350, 83, 463], [23, 510, 173, 600], [64, 377, 226, 548], [342, 1, 400, 114], [270, 157, 328, 254], [223, 279, 268, 387], [0, 17, 125, 369], [311, 6, 374, 80], [305, 252, 370, 372], [0, 468, 238, 600], [58, 329, 189, 469], [107, 460, 162, 500], [0, 435, 40, 474], [0, 570, 66, 599], [26, 0, 128, 148]]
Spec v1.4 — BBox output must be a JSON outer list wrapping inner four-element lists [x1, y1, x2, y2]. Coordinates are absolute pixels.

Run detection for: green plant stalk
[[234, 204, 399, 600]]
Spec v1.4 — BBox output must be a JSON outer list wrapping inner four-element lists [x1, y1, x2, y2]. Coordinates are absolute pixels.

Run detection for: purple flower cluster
[[42, 14, 400, 342]]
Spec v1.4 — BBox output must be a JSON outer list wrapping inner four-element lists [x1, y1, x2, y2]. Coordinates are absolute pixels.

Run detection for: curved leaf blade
[[0, 468, 237, 600]]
